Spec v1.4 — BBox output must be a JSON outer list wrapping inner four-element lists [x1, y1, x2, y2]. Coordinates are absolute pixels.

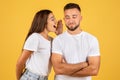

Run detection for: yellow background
[[0, 0, 120, 80]]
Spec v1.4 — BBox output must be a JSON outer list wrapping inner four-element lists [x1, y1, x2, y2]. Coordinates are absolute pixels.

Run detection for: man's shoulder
[[83, 31, 98, 40], [53, 32, 67, 41], [83, 31, 97, 41], [56, 31, 67, 38]]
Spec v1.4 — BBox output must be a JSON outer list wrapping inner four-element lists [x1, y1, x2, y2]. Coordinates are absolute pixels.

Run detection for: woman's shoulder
[[27, 33, 39, 40]]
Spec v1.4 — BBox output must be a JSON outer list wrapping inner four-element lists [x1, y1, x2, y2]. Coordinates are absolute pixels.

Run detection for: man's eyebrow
[[65, 15, 69, 17], [72, 14, 77, 16]]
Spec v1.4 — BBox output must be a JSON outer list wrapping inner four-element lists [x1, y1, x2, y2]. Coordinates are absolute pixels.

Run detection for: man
[[51, 3, 100, 80]]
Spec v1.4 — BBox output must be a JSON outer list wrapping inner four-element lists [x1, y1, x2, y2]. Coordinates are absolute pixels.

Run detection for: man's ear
[[80, 16, 82, 21]]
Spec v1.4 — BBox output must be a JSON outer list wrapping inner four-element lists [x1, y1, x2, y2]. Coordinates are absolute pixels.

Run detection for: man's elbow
[[90, 66, 99, 76], [91, 69, 99, 76], [54, 68, 64, 75]]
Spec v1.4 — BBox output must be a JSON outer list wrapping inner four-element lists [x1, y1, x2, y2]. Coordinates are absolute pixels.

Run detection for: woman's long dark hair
[[25, 10, 52, 41]]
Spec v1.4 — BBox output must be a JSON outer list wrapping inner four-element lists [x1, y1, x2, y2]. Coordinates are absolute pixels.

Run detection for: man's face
[[64, 8, 82, 31]]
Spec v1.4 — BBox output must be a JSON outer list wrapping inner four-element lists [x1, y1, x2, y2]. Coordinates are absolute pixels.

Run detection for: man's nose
[[69, 18, 74, 23]]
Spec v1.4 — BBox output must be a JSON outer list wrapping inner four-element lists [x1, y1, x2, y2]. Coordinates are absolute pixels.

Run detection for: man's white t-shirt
[[52, 31, 100, 80], [23, 33, 51, 76]]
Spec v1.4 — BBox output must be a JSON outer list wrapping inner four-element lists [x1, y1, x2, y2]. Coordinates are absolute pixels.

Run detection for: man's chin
[[67, 28, 76, 31], [67, 25, 79, 31]]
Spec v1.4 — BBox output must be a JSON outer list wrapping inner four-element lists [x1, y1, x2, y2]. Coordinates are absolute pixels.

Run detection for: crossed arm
[[71, 56, 100, 77], [51, 53, 100, 77]]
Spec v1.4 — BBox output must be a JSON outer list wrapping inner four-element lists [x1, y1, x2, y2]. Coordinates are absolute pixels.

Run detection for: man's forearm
[[52, 53, 88, 75], [70, 65, 99, 77], [56, 62, 88, 75], [70, 56, 100, 77]]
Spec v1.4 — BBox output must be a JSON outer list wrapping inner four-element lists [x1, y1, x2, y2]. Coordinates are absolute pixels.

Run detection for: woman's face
[[46, 13, 57, 32]]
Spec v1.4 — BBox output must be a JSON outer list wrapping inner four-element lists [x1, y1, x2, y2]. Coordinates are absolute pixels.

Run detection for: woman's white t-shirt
[[23, 33, 51, 76]]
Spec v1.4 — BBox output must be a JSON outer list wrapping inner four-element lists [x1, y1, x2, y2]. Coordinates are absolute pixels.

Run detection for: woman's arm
[[16, 50, 33, 80]]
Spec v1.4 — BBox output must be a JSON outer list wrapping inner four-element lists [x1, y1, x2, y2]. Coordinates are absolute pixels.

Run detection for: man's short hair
[[64, 3, 81, 12]]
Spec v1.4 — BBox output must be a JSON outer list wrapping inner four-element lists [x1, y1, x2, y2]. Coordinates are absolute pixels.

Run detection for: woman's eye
[[51, 18, 55, 21]]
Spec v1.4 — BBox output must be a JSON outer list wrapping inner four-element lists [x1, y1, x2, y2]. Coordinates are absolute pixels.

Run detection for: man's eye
[[65, 17, 70, 19], [73, 15, 77, 19]]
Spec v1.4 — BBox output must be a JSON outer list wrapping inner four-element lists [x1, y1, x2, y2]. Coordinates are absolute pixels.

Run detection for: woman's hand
[[55, 20, 63, 35]]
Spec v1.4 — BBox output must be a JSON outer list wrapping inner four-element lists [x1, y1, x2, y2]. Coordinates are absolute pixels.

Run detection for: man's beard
[[66, 24, 79, 31]]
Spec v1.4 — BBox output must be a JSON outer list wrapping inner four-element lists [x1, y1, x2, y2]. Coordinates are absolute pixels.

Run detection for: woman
[[16, 9, 62, 80]]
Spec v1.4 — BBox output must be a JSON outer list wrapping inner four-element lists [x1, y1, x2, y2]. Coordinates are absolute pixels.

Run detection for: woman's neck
[[40, 29, 49, 40]]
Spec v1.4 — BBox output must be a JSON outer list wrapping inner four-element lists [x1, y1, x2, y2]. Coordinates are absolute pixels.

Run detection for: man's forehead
[[64, 9, 80, 15]]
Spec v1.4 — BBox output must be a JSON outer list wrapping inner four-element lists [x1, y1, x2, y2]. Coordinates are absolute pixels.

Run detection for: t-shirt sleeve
[[88, 37, 100, 56], [52, 37, 62, 55], [23, 33, 39, 51]]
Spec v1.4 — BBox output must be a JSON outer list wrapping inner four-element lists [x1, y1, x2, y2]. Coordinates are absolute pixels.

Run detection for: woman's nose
[[55, 19, 57, 25]]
